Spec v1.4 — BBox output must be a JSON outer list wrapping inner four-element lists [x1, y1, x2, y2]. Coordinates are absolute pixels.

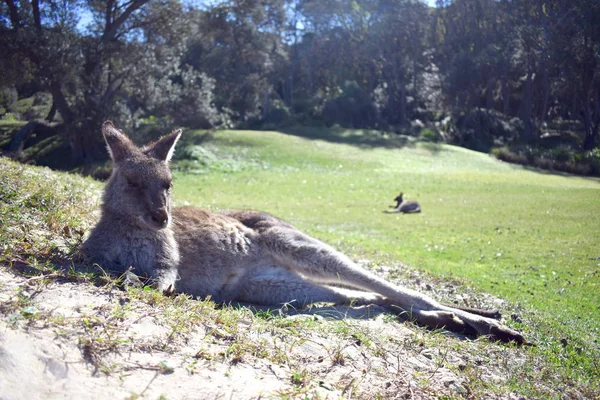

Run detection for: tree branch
[[102, 0, 150, 43], [103, 0, 115, 39], [31, 0, 41, 30], [3, 0, 21, 29], [48, 82, 74, 124]]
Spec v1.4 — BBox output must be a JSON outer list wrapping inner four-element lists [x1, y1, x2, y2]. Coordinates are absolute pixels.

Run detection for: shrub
[[549, 145, 573, 163], [419, 128, 442, 143], [0, 87, 18, 116], [451, 108, 524, 152], [321, 81, 377, 129], [1, 112, 18, 121], [491, 145, 600, 177], [261, 106, 296, 129], [11, 93, 53, 121]]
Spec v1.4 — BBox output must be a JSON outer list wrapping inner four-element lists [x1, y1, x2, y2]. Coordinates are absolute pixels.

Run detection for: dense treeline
[[1, 0, 599, 173]]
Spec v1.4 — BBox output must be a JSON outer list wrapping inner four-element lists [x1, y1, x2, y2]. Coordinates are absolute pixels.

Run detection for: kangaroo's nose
[[151, 208, 169, 226]]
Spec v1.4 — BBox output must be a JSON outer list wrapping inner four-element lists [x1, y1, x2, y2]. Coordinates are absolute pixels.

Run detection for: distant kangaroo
[[82, 121, 524, 343], [385, 192, 421, 213]]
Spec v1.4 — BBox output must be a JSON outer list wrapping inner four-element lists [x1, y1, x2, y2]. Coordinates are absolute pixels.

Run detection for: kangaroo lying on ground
[[385, 192, 421, 213], [83, 121, 525, 343]]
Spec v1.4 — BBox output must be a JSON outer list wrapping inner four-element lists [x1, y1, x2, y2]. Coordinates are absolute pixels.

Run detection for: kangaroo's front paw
[[152, 268, 178, 293], [163, 283, 176, 297]]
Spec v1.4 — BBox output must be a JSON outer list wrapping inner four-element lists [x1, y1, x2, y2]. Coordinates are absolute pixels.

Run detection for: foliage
[[2, 0, 600, 163], [0, 87, 18, 116], [492, 145, 600, 176], [0, 0, 223, 163], [419, 128, 441, 143], [321, 81, 377, 129], [451, 108, 524, 152], [259, 105, 296, 130], [127, 49, 221, 130]]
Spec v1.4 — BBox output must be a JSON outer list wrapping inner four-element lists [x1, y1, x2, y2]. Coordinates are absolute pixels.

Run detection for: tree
[[183, 0, 287, 122], [549, 0, 600, 150], [1, 0, 220, 163]]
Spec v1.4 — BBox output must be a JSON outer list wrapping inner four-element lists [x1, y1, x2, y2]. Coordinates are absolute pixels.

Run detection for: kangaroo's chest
[[110, 232, 174, 277], [118, 236, 157, 267]]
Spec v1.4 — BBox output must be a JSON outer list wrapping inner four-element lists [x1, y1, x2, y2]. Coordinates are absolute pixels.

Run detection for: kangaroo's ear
[[145, 129, 182, 163], [102, 121, 135, 163]]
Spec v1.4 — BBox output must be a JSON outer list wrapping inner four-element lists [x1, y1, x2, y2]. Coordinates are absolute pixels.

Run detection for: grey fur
[[82, 122, 525, 344], [385, 192, 421, 213]]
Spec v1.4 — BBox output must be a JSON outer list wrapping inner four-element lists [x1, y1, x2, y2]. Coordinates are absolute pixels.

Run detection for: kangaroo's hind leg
[[257, 225, 525, 343], [234, 265, 384, 308]]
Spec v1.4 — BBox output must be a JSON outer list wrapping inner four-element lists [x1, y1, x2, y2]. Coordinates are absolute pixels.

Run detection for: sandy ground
[[0, 266, 525, 400]]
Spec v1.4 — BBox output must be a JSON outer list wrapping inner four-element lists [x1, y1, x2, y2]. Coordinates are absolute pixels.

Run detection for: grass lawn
[[172, 127, 600, 393], [1, 124, 598, 397]]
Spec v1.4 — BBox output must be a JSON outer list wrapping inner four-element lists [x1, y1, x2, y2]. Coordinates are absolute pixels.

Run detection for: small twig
[[7, 272, 62, 290], [341, 377, 355, 398], [426, 347, 450, 380]]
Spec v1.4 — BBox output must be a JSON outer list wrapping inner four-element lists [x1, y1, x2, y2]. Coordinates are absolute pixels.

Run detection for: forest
[[1, 0, 599, 175]]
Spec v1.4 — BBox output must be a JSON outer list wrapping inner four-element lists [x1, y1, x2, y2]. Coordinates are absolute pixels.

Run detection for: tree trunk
[[518, 71, 535, 138], [502, 78, 510, 115], [261, 87, 270, 119], [48, 82, 74, 123], [45, 99, 57, 122], [581, 97, 600, 151], [398, 85, 407, 126], [486, 78, 495, 110], [539, 73, 550, 127]]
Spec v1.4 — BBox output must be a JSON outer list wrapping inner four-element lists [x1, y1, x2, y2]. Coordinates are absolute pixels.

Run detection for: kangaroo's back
[[398, 200, 421, 213]]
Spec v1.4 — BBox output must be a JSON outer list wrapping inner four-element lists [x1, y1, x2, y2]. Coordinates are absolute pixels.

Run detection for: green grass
[[171, 128, 600, 394], [1, 125, 599, 397]]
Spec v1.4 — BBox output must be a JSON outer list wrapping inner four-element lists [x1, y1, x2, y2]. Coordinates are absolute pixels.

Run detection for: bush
[[261, 106, 296, 129], [419, 128, 442, 142], [452, 108, 524, 152], [491, 145, 600, 177], [549, 145, 573, 163], [321, 81, 377, 129], [0, 87, 18, 116], [128, 49, 223, 130], [12, 93, 53, 121], [1, 112, 18, 121]]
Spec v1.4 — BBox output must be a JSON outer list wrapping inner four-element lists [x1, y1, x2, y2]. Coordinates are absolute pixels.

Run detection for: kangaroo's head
[[101, 121, 182, 230], [394, 192, 404, 204]]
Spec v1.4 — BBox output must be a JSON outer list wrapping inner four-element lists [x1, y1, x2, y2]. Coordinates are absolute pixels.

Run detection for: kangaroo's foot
[[416, 308, 525, 344], [383, 299, 525, 344]]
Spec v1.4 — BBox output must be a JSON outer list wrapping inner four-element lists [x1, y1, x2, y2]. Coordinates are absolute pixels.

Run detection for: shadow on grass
[[503, 158, 600, 181], [279, 125, 418, 150], [229, 301, 477, 342]]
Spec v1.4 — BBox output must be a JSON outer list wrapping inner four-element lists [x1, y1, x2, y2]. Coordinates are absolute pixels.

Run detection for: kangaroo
[[82, 121, 525, 344], [385, 192, 421, 213]]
